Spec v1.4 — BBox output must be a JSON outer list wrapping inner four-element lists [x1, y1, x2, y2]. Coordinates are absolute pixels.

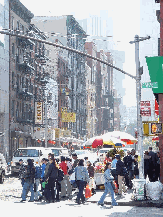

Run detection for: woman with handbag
[[74, 159, 89, 204], [98, 162, 118, 206]]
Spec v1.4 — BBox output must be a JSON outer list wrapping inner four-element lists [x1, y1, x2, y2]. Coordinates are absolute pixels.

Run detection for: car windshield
[[51, 149, 60, 156], [75, 150, 88, 155], [14, 149, 39, 157], [100, 150, 110, 153]]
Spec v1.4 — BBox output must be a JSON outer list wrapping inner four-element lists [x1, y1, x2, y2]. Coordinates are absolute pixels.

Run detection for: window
[[12, 72, 15, 88], [12, 43, 15, 55], [17, 21, 19, 30], [22, 25, 24, 34], [11, 100, 15, 117], [14, 149, 39, 157], [11, 17, 14, 30]]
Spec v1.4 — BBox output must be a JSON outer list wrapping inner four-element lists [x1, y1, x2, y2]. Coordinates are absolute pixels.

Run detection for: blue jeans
[[76, 180, 86, 203], [98, 182, 117, 206], [21, 178, 25, 187], [22, 181, 34, 201]]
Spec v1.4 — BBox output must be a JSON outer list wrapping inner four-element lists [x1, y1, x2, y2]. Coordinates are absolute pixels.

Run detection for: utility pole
[[130, 35, 150, 179], [45, 93, 48, 148]]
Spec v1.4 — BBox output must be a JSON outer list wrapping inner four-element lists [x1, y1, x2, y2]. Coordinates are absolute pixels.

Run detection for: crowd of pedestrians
[[18, 146, 160, 205]]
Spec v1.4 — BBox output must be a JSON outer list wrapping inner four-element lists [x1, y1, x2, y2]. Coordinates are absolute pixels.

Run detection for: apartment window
[[11, 17, 14, 30], [12, 43, 15, 55], [11, 100, 15, 117], [17, 101, 19, 118], [22, 25, 24, 34], [17, 21, 19, 30], [12, 72, 15, 88]]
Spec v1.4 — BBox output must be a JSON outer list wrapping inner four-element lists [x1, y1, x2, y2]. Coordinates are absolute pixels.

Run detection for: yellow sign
[[61, 112, 76, 122], [55, 128, 60, 138]]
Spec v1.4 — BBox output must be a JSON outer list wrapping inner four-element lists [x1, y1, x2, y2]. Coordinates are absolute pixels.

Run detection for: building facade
[[0, 0, 9, 160], [32, 15, 87, 141]]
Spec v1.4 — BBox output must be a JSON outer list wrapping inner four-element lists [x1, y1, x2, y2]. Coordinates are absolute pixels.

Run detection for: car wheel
[[0, 171, 5, 184]]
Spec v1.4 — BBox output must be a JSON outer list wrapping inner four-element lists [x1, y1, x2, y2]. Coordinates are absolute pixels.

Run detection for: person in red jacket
[[59, 156, 72, 199]]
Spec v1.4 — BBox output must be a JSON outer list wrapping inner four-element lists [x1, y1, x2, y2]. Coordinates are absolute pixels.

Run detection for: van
[[11, 147, 49, 174], [46, 147, 70, 160]]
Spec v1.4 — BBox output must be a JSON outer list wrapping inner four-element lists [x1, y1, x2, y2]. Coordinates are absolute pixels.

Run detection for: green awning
[[146, 56, 163, 93]]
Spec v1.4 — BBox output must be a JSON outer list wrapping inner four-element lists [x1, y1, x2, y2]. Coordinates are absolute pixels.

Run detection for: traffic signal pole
[[130, 35, 150, 179]]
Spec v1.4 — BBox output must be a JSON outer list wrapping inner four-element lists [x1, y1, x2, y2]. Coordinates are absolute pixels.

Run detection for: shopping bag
[[114, 181, 118, 193], [85, 184, 92, 198], [42, 181, 48, 189]]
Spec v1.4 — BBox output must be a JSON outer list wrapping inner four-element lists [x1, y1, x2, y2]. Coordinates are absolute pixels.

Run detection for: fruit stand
[[94, 162, 105, 189]]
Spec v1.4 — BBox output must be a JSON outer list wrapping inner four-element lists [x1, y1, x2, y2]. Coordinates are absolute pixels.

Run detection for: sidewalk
[[87, 189, 163, 208]]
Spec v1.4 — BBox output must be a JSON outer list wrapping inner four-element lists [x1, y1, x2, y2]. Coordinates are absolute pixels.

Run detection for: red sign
[[140, 101, 150, 107], [140, 101, 151, 116], [155, 99, 159, 116]]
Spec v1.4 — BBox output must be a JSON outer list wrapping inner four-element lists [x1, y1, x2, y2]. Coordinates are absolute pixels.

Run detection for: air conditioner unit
[[14, 85, 17, 89]]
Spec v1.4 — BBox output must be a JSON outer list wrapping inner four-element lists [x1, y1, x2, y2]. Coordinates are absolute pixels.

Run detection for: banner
[[61, 112, 76, 122], [35, 102, 43, 124]]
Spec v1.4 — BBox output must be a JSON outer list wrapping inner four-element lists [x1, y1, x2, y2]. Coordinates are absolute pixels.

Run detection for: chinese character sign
[[35, 102, 43, 124]]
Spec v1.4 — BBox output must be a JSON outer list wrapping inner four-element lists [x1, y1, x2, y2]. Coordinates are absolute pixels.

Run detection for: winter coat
[[104, 168, 114, 183], [44, 162, 50, 178], [35, 165, 42, 179], [134, 161, 139, 176], [116, 159, 125, 176], [24, 165, 35, 183], [123, 155, 133, 171], [41, 163, 46, 179], [148, 151, 157, 169], [59, 161, 68, 175], [45, 162, 58, 181], [87, 165, 94, 178], [19, 163, 26, 179], [74, 166, 89, 183]]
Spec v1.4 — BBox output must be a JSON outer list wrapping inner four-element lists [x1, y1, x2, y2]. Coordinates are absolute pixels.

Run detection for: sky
[[19, 0, 141, 107]]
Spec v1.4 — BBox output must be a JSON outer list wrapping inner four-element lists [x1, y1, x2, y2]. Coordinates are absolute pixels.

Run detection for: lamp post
[[130, 35, 150, 179]]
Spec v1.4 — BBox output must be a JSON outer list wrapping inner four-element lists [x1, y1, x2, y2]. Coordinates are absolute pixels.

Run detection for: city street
[[0, 175, 163, 217]]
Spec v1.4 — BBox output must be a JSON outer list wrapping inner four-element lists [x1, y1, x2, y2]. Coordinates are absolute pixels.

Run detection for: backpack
[[57, 169, 64, 182]]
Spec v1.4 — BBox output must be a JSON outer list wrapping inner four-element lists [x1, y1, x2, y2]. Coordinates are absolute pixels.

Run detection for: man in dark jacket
[[116, 155, 126, 196], [148, 147, 157, 182], [123, 151, 133, 189], [21, 159, 35, 202], [19, 159, 25, 187]]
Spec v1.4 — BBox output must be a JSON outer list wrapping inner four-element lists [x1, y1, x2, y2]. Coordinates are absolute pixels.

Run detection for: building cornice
[[10, 0, 34, 23]]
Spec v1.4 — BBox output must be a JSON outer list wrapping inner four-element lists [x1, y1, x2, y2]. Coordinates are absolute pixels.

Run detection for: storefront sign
[[35, 102, 43, 124]]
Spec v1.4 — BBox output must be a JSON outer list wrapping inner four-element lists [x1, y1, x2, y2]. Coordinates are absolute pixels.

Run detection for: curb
[[87, 200, 163, 208]]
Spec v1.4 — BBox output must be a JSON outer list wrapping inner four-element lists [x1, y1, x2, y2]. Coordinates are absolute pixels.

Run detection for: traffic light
[[143, 123, 149, 136], [151, 123, 162, 134]]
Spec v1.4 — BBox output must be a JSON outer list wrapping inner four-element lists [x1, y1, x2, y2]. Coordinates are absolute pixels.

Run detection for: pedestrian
[[19, 159, 26, 187], [111, 155, 117, 169], [84, 157, 89, 167], [98, 162, 118, 206], [134, 155, 139, 179], [104, 152, 112, 164], [74, 159, 89, 204], [116, 155, 126, 196], [40, 158, 46, 191], [123, 151, 133, 189], [66, 157, 73, 173], [148, 147, 157, 182], [155, 151, 160, 181], [59, 156, 72, 199], [87, 161, 96, 195], [72, 153, 79, 169], [44, 156, 59, 203], [34, 162, 42, 201], [144, 151, 151, 179], [20, 159, 35, 202]]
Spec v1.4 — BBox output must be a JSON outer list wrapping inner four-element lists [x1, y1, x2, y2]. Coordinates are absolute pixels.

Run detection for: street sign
[[142, 82, 158, 88], [140, 101, 151, 116]]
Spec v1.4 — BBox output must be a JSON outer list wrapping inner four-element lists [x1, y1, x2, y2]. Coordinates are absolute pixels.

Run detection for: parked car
[[0, 153, 7, 184], [46, 147, 70, 160]]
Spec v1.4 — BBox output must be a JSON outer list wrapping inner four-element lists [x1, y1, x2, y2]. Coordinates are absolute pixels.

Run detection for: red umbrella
[[92, 137, 103, 148]]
